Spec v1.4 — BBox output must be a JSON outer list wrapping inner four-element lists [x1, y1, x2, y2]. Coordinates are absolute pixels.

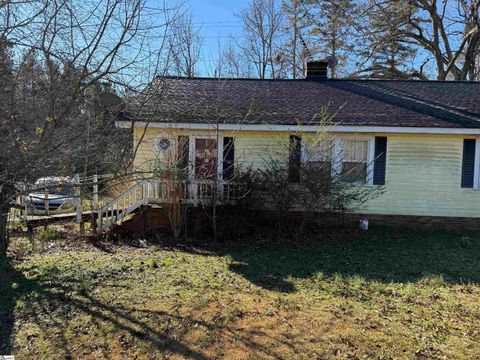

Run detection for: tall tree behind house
[[281, 0, 313, 79], [366, 0, 480, 81], [0, 38, 14, 120], [238, 0, 284, 79], [168, 12, 204, 78], [307, 0, 359, 78], [216, 40, 254, 78], [354, 1, 419, 79]]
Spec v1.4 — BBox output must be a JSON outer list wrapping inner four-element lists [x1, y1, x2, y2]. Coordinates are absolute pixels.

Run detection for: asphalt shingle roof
[[131, 77, 480, 128]]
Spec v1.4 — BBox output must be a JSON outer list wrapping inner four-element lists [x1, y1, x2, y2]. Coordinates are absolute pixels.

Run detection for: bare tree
[[216, 40, 253, 78], [237, 0, 284, 79], [473, 51, 480, 80], [168, 11, 204, 78], [0, 0, 182, 257], [367, 0, 480, 81]]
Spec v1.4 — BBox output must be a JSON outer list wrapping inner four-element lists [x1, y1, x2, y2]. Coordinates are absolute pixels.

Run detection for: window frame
[[302, 135, 375, 186], [188, 134, 224, 181], [474, 138, 480, 189]]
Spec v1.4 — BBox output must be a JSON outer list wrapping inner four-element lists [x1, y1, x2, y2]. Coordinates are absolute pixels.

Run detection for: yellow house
[[106, 61, 480, 231]]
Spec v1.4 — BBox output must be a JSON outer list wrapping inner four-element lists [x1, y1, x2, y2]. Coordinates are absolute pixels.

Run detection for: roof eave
[[116, 120, 480, 135]]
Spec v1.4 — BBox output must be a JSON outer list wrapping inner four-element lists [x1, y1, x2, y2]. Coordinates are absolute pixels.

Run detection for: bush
[[38, 226, 60, 243]]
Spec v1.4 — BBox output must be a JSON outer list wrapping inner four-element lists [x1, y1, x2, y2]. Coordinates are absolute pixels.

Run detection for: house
[[104, 61, 480, 231]]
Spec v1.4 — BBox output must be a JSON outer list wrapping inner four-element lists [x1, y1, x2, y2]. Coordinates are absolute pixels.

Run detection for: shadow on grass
[[2, 226, 480, 357], [227, 226, 480, 292], [0, 258, 209, 359], [0, 253, 288, 359]]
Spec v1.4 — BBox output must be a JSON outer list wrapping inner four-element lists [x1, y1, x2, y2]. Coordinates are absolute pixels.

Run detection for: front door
[[194, 138, 218, 180]]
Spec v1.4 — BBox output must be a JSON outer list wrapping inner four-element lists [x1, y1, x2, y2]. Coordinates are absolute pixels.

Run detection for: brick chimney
[[305, 60, 329, 80]]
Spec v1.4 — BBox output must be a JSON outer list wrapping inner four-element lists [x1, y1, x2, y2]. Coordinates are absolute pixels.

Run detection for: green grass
[[229, 227, 480, 290], [1, 227, 480, 359]]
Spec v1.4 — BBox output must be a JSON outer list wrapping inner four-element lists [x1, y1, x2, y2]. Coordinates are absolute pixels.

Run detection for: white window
[[341, 139, 368, 183], [302, 138, 332, 181], [302, 136, 375, 185], [333, 137, 375, 185]]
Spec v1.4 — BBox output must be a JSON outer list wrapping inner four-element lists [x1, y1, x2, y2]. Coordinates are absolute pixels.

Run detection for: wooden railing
[[98, 178, 238, 232], [98, 179, 150, 232]]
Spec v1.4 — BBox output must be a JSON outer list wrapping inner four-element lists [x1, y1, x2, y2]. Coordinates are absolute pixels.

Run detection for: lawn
[[1, 226, 480, 359]]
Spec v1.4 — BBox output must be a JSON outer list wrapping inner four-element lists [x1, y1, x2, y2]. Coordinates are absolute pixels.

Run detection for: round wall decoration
[[154, 133, 175, 154], [157, 138, 171, 151]]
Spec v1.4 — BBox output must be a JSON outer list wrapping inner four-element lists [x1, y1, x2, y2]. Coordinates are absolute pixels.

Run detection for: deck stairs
[[98, 178, 233, 232]]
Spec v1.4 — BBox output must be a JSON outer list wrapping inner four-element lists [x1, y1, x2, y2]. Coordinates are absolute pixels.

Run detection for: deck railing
[[98, 178, 238, 232]]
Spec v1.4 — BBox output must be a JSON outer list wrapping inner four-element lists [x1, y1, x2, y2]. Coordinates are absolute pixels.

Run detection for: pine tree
[[361, 0, 480, 80], [307, 0, 359, 78], [354, 1, 418, 79], [281, 0, 311, 79]]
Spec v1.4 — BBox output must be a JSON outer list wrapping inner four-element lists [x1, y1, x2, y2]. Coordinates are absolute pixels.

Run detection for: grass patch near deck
[[1, 227, 480, 359]]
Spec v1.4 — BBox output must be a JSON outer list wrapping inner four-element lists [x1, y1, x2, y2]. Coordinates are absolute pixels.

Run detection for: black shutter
[[461, 139, 476, 188], [223, 137, 235, 180], [373, 137, 387, 185], [177, 136, 189, 173], [288, 135, 301, 183]]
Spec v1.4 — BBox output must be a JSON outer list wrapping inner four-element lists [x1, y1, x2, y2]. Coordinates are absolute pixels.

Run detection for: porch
[[99, 133, 236, 232], [98, 178, 238, 232]]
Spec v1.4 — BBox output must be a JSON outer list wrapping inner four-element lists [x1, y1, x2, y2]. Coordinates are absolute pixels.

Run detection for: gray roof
[[130, 76, 480, 128]]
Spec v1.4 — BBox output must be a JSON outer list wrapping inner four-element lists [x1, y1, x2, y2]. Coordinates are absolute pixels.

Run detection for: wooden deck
[[25, 211, 94, 222], [20, 178, 238, 232], [97, 178, 238, 232], [24, 211, 98, 228]]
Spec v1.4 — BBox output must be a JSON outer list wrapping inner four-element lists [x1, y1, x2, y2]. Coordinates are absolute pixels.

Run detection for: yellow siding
[[133, 127, 185, 173], [235, 132, 289, 170], [133, 128, 289, 172], [133, 128, 480, 218], [363, 134, 480, 218]]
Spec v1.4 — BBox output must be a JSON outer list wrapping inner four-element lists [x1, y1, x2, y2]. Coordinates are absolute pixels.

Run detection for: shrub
[[221, 127, 384, 238], [38, 226, 60, 243]]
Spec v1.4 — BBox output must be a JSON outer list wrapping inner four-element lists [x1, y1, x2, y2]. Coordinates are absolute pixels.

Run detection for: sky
[[184, 0, 438, 78], [187, 0, 249, 75]]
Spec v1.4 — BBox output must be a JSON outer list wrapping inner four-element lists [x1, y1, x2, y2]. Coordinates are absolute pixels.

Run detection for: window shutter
[[223, 137, 235, 180], [289, 135, 302, 183], [461, 139, 476, 188], [177, 136, 189, 173], [373, 137, 387, 185]]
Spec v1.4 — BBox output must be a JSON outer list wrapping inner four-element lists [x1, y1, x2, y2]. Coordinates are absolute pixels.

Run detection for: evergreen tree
[[307, 0, 359, 78], [354, 1, 419, 79], [281, 0, 311, 79], [363, 0, 480, 81]]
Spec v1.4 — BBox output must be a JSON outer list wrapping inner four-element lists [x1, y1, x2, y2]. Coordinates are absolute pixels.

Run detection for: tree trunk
[[0, 186, 15, 257], [0, 202, 10, 258], [212, 204, 217, 242]]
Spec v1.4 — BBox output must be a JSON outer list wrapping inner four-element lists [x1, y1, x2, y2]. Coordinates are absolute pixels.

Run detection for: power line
[[191, 25, 242, 28], [190, 21, 241, 25]]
